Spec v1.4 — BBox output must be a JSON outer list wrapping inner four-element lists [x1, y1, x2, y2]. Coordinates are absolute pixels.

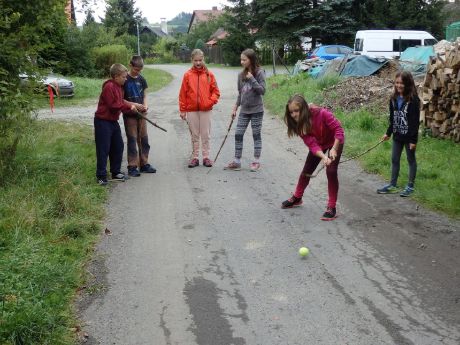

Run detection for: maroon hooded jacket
[[95, 79, 132, 121]]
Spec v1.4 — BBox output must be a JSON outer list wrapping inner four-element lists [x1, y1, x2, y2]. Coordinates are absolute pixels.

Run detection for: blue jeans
[[94, 117, 124, 178]]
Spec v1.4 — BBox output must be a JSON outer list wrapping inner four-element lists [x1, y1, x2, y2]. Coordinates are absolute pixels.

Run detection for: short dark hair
[[130, 55, 144, 68]]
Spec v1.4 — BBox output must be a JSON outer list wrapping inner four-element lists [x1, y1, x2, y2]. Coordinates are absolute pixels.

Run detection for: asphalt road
[[78, 64, 460, 345]]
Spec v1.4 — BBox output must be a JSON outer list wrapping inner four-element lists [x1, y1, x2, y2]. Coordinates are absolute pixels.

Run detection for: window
[[339, 47, 353, 54], [325, 46, 339, 54], [354, 38, 363, 51], [392, 39, 422, 52], [424, 39, 437, 46]]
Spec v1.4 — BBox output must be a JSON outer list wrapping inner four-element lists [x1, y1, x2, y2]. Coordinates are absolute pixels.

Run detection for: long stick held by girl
[[282, 94, 345, 221], [179, 49, 220, 168]]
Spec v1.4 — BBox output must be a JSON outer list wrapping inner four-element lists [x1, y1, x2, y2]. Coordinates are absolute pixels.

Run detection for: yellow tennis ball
[[299, 247, 309, 257]]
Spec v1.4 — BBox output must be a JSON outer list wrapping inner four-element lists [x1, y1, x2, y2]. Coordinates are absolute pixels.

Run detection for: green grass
[[265, 74, 460, 218], [0, 121, 107, 344], [264, 73, 329, 118], [34, 67, 173, 109]]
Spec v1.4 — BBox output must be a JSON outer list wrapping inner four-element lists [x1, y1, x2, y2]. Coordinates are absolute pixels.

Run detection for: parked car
[[19, 73, 75, 98], [354, 30, 437, 58], [307, 45, 354, 60]]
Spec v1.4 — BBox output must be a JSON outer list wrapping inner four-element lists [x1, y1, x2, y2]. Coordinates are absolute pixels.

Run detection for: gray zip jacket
[[235, 69, 266, 114]]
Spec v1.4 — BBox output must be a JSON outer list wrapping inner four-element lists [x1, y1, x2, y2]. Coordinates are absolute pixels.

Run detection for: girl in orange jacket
[[179, 49, 220, 168]]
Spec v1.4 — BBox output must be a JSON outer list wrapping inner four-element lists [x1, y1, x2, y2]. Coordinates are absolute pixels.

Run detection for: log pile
[[420, 40, 460, 142]]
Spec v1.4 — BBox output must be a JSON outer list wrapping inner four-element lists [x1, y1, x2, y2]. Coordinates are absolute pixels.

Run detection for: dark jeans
[[390, 139, 417, 187], [94, 117, 124, 178]]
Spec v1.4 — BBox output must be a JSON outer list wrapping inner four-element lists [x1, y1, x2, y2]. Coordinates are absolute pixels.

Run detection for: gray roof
[[141, 25, 168, 37]]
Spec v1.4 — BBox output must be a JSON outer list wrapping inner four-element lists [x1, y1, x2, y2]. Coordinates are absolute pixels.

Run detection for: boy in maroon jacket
[[94, 63, 145, 185]]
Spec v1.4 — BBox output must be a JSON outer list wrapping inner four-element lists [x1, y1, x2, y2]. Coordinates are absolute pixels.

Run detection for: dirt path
[[77, 65, 460, 345]]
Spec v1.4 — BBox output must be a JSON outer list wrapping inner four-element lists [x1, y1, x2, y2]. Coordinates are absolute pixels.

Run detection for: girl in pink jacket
[[282, 94, 345, 220]]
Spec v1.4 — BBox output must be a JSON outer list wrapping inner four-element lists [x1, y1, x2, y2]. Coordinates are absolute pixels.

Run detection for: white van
[[354, 30, 437, 58]]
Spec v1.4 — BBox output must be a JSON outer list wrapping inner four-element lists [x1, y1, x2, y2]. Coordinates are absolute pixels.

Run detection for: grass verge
[[35, 67, 173, 109], [265, 73, 460, 218], [0, 121, 107, 344]]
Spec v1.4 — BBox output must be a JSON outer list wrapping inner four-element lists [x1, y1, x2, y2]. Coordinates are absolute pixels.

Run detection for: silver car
[[20, 73, 75, 98]]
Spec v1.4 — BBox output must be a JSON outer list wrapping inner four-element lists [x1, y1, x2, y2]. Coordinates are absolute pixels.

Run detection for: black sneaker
[[140, 164, 156, 173], [321, 207, 337, 221], [128, 166, 141, 177], [281, 196, 303, 209], [97, 177, 108, 186], [111, 173, 128, 182]]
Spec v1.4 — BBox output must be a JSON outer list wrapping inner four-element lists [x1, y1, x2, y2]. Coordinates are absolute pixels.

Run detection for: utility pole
[[136, 22, 140, 56]]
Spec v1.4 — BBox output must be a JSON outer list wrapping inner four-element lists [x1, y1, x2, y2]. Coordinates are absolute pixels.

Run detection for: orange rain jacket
[[179, 66, 220, 112]]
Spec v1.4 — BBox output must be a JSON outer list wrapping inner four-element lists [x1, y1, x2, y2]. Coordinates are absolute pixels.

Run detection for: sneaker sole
[[377, 190, 398, 194], [321, 215, 338, 221], [400, 194, 412, 197], [320, 216, 337, 222], [281, 202, 303, 209], [224, 167, 241, 171], [107, 179, 127, 182]]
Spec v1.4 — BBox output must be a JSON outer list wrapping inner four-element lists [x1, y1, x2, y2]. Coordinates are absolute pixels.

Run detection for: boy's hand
[[381, 134, 390, 141], [135, 104, 146, 112], [409, 143, 416, 150], [130, 104, 137, 112], [180, 112, 186, 120]]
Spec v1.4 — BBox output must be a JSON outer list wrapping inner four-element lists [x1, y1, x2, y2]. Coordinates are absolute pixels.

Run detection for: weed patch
[[0, 121, 106, 344]]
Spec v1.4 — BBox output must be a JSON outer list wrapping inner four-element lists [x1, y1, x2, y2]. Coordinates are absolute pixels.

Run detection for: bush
[[92, 44, 131, 78], [150, 37, 180, 64]]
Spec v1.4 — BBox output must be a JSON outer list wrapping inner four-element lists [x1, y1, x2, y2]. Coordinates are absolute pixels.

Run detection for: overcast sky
[[75, 0, 231, 25]]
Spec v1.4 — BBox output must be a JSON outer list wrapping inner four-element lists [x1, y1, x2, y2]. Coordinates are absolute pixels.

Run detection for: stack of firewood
[[420, 40, 460, 142]]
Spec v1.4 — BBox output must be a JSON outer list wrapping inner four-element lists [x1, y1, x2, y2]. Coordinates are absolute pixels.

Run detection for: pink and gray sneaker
[[188, 158, 199, 168]]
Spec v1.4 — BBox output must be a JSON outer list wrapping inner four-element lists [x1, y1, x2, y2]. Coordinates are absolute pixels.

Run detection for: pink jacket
[[300, 106, 345, 155]]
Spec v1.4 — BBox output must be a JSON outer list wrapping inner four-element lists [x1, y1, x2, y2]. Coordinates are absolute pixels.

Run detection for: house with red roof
[[187, 7, 224, 33]]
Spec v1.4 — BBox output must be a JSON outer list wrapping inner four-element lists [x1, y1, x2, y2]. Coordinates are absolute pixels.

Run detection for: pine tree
[[104, 0, 142, 36], [221, 0, 256, 65]]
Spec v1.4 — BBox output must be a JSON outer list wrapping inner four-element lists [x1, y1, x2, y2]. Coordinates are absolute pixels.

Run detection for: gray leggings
[[391, 139, 417, 187], [234, 112, 263, 159]]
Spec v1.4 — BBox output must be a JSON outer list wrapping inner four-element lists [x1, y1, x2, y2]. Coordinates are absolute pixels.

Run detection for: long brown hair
[[284, 94, 312, 137], [392, 71, 418, 103], [241, 48, 259, 80]]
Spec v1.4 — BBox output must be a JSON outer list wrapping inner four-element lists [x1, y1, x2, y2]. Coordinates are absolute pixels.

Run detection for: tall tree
[[221, 0, 256, 65], [299, 0, 358, 45], [104, 0, 142, 36], [0, 0, 68, 182], [83, 9, 96, 26], [250, 0, 307, 43]]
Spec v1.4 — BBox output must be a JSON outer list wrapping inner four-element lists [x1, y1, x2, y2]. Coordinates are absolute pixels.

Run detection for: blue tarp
[[305, 46, 434, 79], [340, 55, 388, 77], [399, 46, 434, 76], [400, 46, 434, 64]]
